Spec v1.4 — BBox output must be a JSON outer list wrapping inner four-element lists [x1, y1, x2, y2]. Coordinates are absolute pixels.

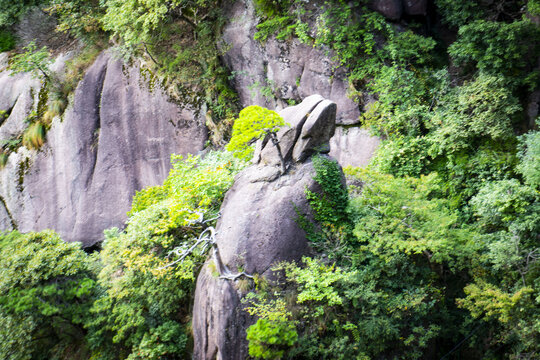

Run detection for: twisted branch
[[158, 211, 254, 281]]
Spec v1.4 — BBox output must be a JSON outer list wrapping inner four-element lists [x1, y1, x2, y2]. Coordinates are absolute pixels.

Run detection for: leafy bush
[[448, 19, 540, 88], [226, 105, 286, 161], [47, 0, 104, 41], [0, 29, 15, 52], [8, 41, 53, 81], [87, 151, 247, 359], [517, 128, 540, 188], [247, 319, 298, 359], [372, 136, 432, 177], [0, 231, 97, 360], [0, 0, 46, 27], [428, 73, 521, 156]]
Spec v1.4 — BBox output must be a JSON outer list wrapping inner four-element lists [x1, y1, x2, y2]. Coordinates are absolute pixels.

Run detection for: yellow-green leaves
[[226, 105, 286, 160]]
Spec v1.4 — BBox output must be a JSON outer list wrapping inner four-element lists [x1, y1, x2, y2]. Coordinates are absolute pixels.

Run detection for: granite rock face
[[221, 0, 361, 126], [329, 127, 381, 168], [0, 51, 207, 246], [258, 94, 335, 166], [192, 96, 340, 360]]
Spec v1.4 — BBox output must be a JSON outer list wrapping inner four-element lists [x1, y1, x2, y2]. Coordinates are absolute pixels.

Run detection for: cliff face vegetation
[[0, 0, 539, 359]]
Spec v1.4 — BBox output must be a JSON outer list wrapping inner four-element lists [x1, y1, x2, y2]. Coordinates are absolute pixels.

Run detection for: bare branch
[[157, 211, 255, 282]]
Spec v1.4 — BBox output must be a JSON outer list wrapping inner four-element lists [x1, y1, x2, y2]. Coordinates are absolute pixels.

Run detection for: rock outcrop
[[221, 0, 359, 126], [221, 0, 380, 167], [0, 51, 207, 246], [192, 95, 340, 360]]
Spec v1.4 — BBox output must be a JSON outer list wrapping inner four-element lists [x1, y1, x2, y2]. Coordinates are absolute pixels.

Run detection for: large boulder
[[0, 51, 207, 246], [192, 95, 340, 360]]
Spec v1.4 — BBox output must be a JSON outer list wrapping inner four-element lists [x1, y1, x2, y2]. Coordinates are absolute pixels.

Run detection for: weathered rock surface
[[0, 51, 207, 246], [221, 0, 361, 125], [258, 94, 330, 166], [369, 0, 427, 19], [329, 127, 381, 168], [369, 0, 403, 20], [403, 0, 428, 15], [193, 96, 340, 360], [293, 99, 337, 162], [221, 0, 380, 168], [0, 57, 41, 138]]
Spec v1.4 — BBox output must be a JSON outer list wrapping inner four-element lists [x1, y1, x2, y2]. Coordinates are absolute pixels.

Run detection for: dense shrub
[[0, 231, 97, 360], [0, 29, 15, 52], [87, 151, 247, 359]]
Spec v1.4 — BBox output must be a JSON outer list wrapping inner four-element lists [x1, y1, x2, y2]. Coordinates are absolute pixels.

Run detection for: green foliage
[[307, 155, 349, 224], [47, 0, 104, 40], [348, 168, 478, 269], [428, 74, 521, 156], [372, 136, 431, 177], [529, 0, 540, 15], [0, 0, 47, 27], [0, 230, 96, 360], [517, 127, 540, 188], [247, 319, 298, 359], [100, 0, 176, 48], [0, 29, 15, 52], [244, 285, 298, 359], [297, 155, 352, 259], [436, 0, 526, 27], [316, 1, 389, 70], [435, 0, 486, 27], [457, 282, 539, 355], [226, 105, 286, 160], [8, 41, 53, 81], [448, 19, 540, 88], [87, 151, 247, 358], [252, 0, 310, 44]]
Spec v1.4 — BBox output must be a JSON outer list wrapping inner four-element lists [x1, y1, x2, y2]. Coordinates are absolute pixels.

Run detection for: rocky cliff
[[0, 0, 381, 245], [0, 51, 207, 246]]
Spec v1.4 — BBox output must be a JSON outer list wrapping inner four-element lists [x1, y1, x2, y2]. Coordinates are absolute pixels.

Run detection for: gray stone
[[221, 0, 361, 125], [14, 7, 70, 49], [369, 0, 403, 20], [329, 127, 381, 167], [193, 159, 329, 360], [0, 51, 207, 246], [0, 69, 40, 136], [192, 265, 249, 360], [292, 99, 337, 162], [258, 94, 324, 166], [403, 0, 427, 15]]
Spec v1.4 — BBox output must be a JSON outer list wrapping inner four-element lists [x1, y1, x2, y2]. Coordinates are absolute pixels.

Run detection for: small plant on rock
[[226, 105, 288, 174], [22, 122, 45, 149], [8, 41, 52, 82]]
